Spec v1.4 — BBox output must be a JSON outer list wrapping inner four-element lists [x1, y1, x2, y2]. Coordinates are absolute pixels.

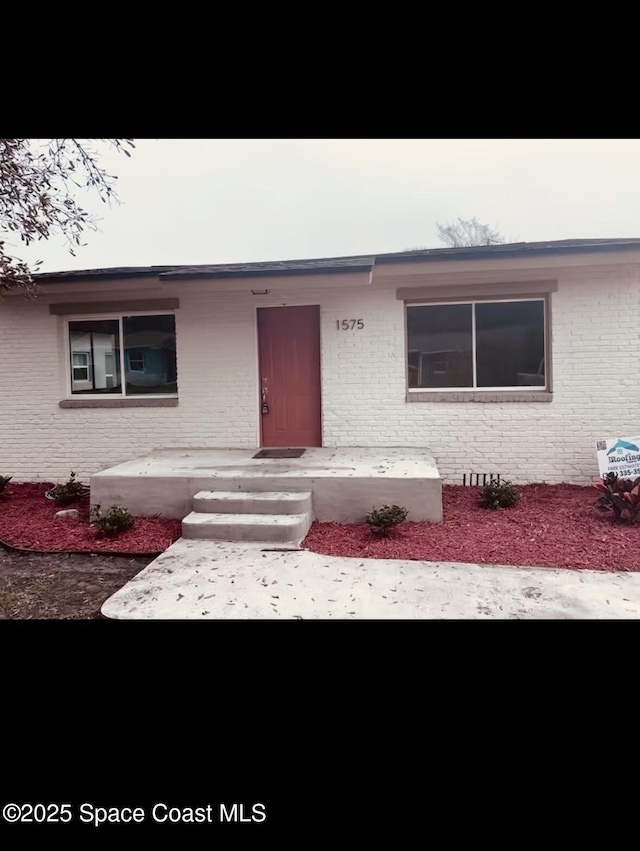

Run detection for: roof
[[35, 255, 375, 281], [34, 238, 640, 283]]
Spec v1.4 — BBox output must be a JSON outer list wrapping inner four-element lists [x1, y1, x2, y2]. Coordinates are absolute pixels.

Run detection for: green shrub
[[366, 504, 409, 537], [479, 478, 521, 510], [595, 472, 640, 524], [90, 504, 134, 537], [0, 475, 12, 496], [46, 471, 89, 506]]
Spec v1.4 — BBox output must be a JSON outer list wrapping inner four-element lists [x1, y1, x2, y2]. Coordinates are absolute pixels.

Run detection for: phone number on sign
[[2, 802, 267, 826]]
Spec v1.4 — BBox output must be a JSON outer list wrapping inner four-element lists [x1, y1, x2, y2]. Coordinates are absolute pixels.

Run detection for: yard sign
[[595, 436, 640, 479]]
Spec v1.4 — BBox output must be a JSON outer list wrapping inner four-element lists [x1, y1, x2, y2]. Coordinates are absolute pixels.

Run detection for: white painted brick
[[0, 265, 638, 485]]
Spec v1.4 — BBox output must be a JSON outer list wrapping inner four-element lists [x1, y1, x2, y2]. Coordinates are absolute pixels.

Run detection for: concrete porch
[[90, 447, 442, 523]]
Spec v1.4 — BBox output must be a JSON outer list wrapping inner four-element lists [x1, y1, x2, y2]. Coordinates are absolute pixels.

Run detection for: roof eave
[[36, 269, 167, 282], [375, 241, 640, 265], [159, 264, 373, 281]]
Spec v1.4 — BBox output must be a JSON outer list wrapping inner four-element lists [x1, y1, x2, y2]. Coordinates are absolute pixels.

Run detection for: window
[[128, 351, 145, 372], [67, 314, 177, 397], [407, 299, 546, 391], [72, 352, 90, 382]]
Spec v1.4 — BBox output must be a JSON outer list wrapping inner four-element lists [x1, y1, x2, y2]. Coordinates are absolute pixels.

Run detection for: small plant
[[366, 504, 409, 537], [46, 471, 90, 506], [595, 472, 640, 524], [479, 478, 521, 510], [90, 504, 134, 537], [0, 475, 12, 496]]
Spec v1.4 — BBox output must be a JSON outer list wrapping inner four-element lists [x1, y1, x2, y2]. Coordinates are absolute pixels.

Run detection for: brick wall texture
[[1, 262, 638, 484]]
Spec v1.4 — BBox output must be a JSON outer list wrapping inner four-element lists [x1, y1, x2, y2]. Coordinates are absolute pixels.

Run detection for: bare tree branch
[[0, 138, 135, 299], [436, 216, 507, 248]]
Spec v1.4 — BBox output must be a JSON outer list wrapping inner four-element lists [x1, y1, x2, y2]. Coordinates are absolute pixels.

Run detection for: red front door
[[257, 305, 322, 447]]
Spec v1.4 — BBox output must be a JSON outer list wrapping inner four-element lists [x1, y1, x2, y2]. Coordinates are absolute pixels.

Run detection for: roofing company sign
[[596, 436, 640, 479]]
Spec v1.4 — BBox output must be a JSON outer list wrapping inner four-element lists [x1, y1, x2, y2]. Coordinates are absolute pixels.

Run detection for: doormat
[[252, 448, 306, 459]]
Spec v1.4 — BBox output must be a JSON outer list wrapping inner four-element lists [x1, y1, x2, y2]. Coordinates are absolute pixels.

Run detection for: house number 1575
[[336, 319, 364, 330]]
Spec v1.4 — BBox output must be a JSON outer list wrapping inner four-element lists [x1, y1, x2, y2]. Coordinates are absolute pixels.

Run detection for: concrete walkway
[[101, 538, 640, 619]]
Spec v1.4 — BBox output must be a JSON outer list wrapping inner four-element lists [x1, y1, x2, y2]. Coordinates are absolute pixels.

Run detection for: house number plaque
[[336, 319, 364, 330]]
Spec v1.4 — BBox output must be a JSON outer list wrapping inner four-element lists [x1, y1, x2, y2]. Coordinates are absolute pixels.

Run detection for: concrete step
[[193, 490, 312, 515], [182, 511, 312, 544]]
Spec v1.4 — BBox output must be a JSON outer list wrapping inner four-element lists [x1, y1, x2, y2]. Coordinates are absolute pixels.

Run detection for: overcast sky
[[14, 139, 640, 273]]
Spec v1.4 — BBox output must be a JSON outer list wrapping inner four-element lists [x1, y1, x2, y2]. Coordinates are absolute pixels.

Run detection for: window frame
[[71, 351, 90, 383], [64, 310, 178, 400], [405, 295, 549, 395], [128, 351, 146, 372]]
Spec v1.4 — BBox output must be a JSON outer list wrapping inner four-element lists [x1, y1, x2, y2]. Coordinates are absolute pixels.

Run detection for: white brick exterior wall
[[1, 262, 638, 484]]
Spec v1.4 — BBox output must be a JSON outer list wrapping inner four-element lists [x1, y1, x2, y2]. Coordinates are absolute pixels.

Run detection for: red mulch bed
[[0, 483, 181, 554], [302, 484, 640, 572]]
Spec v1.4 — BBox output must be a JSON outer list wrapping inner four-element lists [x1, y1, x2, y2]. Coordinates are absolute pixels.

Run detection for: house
[[2, 237, 639, 497]]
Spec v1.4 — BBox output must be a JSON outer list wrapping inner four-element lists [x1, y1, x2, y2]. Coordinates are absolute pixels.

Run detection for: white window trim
[[71, 351, 90, 382], [64, 310, 178, 400], [406, 297, 547, 393]]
